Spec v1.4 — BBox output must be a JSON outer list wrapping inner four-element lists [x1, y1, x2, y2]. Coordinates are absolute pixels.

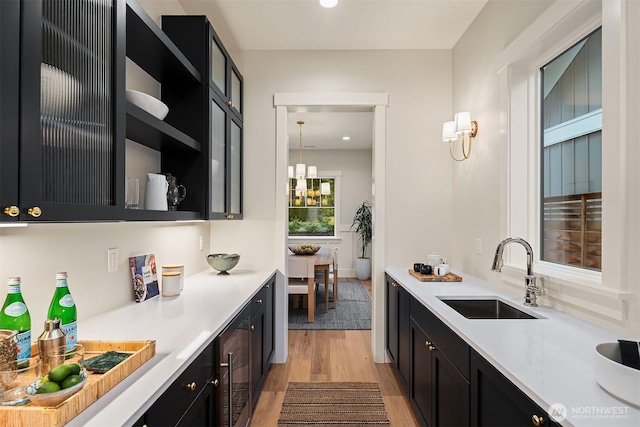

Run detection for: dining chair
[[316, 247, 339, 309], [288, 256, 316, 322]]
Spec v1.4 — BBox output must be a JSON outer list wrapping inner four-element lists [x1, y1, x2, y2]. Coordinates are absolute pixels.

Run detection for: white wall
[[451, 0, 639, 338], [211, 49, 453, 271], [287, 149, 372, 277]]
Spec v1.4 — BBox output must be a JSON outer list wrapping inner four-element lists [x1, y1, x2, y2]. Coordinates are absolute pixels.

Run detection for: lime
[[61, 374, 83, 389], [36, 381, 61, 394], [68, 363, 81, 376], [48, 364, 72, 383]]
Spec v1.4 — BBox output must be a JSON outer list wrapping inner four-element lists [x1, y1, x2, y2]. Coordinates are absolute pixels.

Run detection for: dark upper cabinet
[[1, 0, 126, 222], [162, 15, 243, 220], [124, 0, 204, 221]]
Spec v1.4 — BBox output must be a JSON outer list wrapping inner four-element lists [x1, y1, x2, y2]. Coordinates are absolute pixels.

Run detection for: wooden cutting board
[[408, 269, 462, 282]]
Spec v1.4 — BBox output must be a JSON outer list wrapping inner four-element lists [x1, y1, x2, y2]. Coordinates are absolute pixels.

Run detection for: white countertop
[[386, 267, 640, 427], [66, 267, 276, 427]]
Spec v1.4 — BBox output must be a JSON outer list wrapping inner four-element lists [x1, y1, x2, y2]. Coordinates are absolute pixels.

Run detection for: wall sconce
[[442, 112, 478, 162]]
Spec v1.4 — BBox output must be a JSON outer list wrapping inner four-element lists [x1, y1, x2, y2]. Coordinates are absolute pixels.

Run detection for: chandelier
[[289, 120, 317, 194]]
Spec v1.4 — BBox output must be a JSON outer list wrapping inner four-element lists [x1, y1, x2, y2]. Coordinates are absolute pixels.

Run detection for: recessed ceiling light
[[319, 0, 338, 9], [342, 136, 351, 141]]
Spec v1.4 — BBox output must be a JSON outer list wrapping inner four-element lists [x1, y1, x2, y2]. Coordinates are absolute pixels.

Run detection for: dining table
[[288, 249, 333, 322]]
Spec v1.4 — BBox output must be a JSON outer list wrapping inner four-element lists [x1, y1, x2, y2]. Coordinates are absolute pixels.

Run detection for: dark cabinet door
[[176, 385, 214, 427], [145, 342, 214, 426], [411, 319, 433, 426], [250, 309, 265, 402], [385, 277, 398, 363], [432, 350, 470, 427], [471, 350, 557, 427], [209, 91, 242, 219], [397, 284, 411, 392], [17, 0, 125, 221], [264, 277, 275, 367], [0, 0, 21, 223]]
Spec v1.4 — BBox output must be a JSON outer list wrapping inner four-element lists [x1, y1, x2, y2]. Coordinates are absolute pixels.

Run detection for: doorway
[[273, 93, 388, 364]]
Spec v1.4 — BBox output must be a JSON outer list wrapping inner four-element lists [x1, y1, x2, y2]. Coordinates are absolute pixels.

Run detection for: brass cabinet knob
[[227, 100, 232, 107], [226, 214, 234, 219], [185, 381, 197, 391], [255, 299, 263, 304], [265, 284, 270, 288], [531, 415, 545, 426], [27, 206, 42, 217], [250, 325, 255, 331], [425, 340, 432, 348], [3, 206, 20, 217], [428, 345, 437, 351], [210, 378, 220, 387]]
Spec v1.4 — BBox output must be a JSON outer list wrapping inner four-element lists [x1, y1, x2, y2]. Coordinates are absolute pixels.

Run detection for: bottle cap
[[56, 272, 68, 279], [7, 276, 21, 284]]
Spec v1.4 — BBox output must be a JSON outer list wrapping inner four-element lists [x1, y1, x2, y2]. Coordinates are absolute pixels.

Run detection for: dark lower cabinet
[[141, 275, 275, 426], [410, 305, 470, 427], [385, 273, 555, 427], [471, 349, 559, 427], [385, 277, 411, 393], [250, 277, 275, 403], [144, 342, 215, 426]]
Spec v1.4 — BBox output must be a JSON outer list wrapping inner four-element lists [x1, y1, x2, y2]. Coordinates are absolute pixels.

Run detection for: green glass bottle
[[0, 277, 31, 367], [47, 272, 77, 352]]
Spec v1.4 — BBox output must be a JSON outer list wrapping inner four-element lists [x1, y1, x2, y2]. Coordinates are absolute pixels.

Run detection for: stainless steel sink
[[438, 298, 539, 319]]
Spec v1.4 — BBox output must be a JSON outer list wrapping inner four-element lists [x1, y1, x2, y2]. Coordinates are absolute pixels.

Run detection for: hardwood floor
[[251, 278, 419, 426]]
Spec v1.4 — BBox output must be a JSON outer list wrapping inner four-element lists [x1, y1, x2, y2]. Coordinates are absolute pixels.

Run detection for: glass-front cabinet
[[1, 0, 125, 222], [210, 31, 243, 121], [164, 15, 243, 220]]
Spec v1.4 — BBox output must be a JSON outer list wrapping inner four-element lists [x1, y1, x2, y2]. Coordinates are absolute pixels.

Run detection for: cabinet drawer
[[251, 286, 267, 318], [410, 297, 469, 379], [145, 342, 214, 426]]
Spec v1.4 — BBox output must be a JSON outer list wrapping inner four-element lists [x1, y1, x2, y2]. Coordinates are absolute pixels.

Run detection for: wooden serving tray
[[408, 269, 462, 282], [0, 340, 155, 427]]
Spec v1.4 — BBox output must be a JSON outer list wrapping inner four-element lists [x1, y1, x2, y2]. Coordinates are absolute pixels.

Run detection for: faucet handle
[[526, 275, 545, 296]]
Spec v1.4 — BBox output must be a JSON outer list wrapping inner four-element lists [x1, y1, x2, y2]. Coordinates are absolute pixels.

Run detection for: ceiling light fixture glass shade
[[319, 0, 338, 8], [291, 120, 317, 181], [296, 178, 307, 192], [321, 182, 331, 195]]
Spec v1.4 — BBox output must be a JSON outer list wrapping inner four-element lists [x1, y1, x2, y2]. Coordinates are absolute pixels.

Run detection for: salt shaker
[[38, 319, 66, 373]]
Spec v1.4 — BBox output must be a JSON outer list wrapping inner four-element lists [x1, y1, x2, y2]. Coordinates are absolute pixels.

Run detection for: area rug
[[278, 382, 390, 426], [288, 281, 371, 330]]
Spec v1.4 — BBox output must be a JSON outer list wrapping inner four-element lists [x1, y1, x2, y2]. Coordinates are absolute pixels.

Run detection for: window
[[540, 27, 602, 271], [288, 177, 336, 238]]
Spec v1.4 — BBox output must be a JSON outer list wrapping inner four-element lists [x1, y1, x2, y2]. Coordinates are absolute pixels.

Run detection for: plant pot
[[355, 257, 371, 280]]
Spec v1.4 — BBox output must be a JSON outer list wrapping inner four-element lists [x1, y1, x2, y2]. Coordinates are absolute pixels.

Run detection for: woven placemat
[[278, 382, 391, 426]]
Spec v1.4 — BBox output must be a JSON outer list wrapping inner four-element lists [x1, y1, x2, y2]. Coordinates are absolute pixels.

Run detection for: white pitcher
[[144, 173, 168, 211]]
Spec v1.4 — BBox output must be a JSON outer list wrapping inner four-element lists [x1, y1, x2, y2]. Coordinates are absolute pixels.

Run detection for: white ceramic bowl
[[125, 89, 169, 120], [594, 342, 640, 406]]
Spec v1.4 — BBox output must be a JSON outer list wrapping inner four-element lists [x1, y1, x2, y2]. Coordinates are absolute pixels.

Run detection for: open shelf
[[126, 102, 201, 152], [125, 0, 201, 85]]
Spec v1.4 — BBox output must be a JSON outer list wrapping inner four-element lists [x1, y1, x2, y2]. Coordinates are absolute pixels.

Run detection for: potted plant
[[351, 201, 372, 280]]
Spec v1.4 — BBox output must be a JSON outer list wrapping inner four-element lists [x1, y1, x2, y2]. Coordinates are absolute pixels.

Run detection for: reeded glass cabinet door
[[211, 38, 226, 96], [231, 68, 242, 116], [19, 0, 124, 220]]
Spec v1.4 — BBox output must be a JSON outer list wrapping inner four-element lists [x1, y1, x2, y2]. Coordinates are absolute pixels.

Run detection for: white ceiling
[[177, 0, 487, 149]]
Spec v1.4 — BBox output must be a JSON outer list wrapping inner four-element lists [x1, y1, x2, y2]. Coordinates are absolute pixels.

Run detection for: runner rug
[[277, 382, 391, 426]]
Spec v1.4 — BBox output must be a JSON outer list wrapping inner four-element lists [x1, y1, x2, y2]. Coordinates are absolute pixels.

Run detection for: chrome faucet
[[491, 237, 544, 307]]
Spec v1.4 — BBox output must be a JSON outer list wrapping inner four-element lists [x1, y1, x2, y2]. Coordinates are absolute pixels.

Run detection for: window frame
[[502, 4, 604, 288], [288, 171, 341, 241]]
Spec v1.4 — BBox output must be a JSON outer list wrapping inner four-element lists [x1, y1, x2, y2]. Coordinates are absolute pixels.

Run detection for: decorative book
[[129, 254, 159, 302]]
